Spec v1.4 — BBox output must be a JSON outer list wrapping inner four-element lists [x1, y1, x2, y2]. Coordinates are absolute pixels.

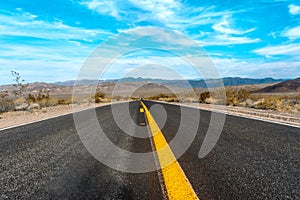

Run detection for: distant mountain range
[[2, 77, 299, 96], [55, 77, 286, 88], [255, 78, 300, 93]]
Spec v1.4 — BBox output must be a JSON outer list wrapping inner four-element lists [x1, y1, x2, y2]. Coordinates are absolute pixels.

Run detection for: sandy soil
[[0, 103, 112, 130]]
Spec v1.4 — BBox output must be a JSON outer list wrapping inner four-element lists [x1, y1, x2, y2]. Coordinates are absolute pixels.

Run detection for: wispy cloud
[[197, 35, 260, 46], [281, 26, 300, 40], [0, 9, 114, 84], [212, 57, 300, 78], [288, 4, 300, 15], [253, 43, 300, 56], [81, 0, 238, 29], [0, 9, 112, 43], [80, 0, 259, 46], [119, 27, 197, 47], [80, 0, 120, 19], [196, 15, 259, 46], [1, 0, 299, 83], [212, 16, 255, 35]]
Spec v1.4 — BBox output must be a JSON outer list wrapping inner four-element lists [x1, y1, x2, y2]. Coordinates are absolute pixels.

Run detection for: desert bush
[[246, 94, 300, 113], [199, 92, 210, 103], [0, 90, 15, 113], [225, 87, 251, 106], [27, 94, 36, 104], [45, 98, 60, 107], [144, 86, 300, 114], [27, 89, 50, 106], [95, 88, 106, 103], [57, 98, 72, 105], [148, 93, 177, 101]]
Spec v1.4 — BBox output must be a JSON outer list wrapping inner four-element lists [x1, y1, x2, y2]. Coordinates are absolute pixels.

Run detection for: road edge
[[0, 101, 129, 131]]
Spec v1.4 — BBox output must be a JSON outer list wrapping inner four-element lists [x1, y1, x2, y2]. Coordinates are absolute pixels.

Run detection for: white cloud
[[0, 58, 82, 84], [0, 10, 114, 84], [80, 0, 120, 19], [288, 4, 300, 15], [0, 10, 112, 42], [128, 0, 180, 21], [281, 26, 300, 40], [80, 0, 259, 47], [81, 0, 237, 30], [198, 35, 260, 46], [253, 43, 300, 56], [212, 57, 300, 78], [128, 27, 197, 46], [212, 16, 255, 35], [128, 0, 234, 29], [197, 15, 259, 46]]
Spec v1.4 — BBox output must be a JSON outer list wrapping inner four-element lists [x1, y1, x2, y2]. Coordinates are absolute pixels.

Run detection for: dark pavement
[[0, 101, 299, 199]]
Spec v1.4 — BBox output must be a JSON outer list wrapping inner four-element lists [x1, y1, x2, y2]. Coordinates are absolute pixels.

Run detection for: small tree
[[11, 71, 28, 97]]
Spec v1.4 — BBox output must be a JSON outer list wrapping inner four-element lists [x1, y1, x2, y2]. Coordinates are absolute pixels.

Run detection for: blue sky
[[1, 0, 300, 84]]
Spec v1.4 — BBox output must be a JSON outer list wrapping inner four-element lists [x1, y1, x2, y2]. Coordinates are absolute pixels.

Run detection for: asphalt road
[[0, 101, 299, 199]]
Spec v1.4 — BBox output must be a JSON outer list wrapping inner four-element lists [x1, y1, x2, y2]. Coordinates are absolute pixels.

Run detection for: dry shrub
[[27, 89, 50, 106], [14, 97, 27, 105], [99, 97, 111, 103], [94, 88, 106, 103], [149, 93, 168, 100], [244, 93, 300, 114], [199, 92, 210, 103], [225, 87, 251, 106], [43, 98, 59, 107], [0, 91, 14, 113], [148, 93, 177, 101], [57, 98, 72, 105], [144, 86, 300, 114]]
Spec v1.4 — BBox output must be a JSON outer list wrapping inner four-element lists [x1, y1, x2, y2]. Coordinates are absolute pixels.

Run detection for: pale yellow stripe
[[141, 101, 199, 200]]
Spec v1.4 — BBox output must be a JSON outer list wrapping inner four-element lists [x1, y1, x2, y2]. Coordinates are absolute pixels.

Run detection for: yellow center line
[[141, 101, 199, 200]]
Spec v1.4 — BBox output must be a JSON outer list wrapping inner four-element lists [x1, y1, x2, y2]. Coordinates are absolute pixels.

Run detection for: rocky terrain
[[256, 78, 300, 93]]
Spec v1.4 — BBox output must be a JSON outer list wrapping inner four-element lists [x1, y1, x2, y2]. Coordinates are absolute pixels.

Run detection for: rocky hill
[[255, 78, 300, 93], [54, 77, 285, 88]]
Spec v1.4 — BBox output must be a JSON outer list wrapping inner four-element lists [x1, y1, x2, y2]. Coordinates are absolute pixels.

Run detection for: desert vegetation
[[0, 71, 112, 114], [147, 86, 300, 115], [1, 72, 299, 116], [218, 86, 300, 114]]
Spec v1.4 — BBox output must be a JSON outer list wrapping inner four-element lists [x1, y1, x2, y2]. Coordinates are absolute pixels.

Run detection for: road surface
[[0, 101, 299, 199]]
